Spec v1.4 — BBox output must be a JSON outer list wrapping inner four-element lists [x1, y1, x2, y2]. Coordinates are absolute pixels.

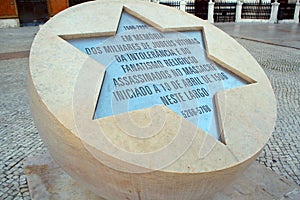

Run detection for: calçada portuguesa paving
[[0, 23, 299, 199]]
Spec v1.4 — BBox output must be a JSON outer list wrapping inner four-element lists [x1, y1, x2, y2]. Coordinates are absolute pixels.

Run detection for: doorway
[[16, 0, 49, 26], [195, 0, 208, 20]]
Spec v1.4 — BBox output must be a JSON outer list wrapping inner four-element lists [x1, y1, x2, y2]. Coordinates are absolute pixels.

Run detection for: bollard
[[294, 0, 300, 23], [208, 0, 215, 23], [270, 0, 280, 23]]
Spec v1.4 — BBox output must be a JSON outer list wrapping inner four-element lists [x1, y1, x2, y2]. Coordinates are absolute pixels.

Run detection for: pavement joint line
[[0, 50, 30, 61], [231, 36, 300, 50]]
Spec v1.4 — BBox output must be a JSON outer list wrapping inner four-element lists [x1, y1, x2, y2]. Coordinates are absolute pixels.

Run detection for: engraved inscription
[[67, 12, 247, 140]]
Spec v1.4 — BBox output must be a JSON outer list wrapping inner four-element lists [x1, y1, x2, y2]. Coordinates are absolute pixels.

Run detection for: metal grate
[[159, 1, 181, 10], [242, 3, 271, 19], [214, 2, 236, 23], [186, 1, 195, 15]]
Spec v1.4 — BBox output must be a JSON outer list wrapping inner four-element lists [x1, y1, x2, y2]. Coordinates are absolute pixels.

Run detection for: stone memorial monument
[[28, 0, 276, 199]]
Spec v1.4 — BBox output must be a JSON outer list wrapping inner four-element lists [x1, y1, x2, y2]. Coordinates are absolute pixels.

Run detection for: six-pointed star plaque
[[67, 12, 247, 140], [28, 0, 276, 199]]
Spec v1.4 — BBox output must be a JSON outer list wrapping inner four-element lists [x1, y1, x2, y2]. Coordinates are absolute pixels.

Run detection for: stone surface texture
[[0, 26, 39, 54], [0, 6, 299, 200], [27, 0, 276, 199], [24, 153, 300, 200]]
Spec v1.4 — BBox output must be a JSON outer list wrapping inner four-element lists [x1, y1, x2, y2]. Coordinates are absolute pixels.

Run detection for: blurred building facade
[[0, 0, 92, 27], [0, 0, 298, 27]]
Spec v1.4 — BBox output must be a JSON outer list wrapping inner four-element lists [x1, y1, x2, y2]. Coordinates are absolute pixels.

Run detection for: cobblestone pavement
[[216, 23, 300, 49], [236, 38, 300, 186], [0, 26, 39, 54], [0, 27, 299, 199], [0, 58, 47, 200]]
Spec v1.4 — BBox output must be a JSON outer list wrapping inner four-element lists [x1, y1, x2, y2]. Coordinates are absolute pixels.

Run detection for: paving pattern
[[0, 27, 299, 199], [236, 38, 300, 186], [0, 58, 47, 200]]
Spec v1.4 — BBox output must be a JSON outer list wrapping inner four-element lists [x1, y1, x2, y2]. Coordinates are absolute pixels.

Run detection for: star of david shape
[[62, 9, 252, 143]]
